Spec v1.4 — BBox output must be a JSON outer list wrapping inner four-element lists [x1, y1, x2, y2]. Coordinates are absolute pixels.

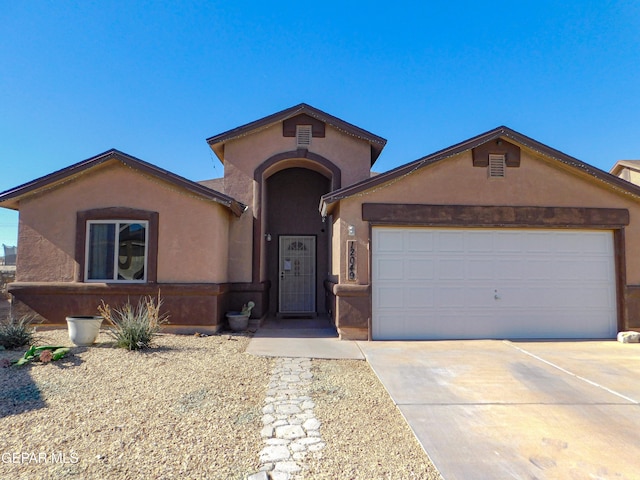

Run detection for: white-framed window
[[85, 220, 148, 282], [488, 154, 506, 178]]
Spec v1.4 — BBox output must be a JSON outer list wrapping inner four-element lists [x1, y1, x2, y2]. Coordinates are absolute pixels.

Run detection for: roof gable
[[0, 149, 246, 216], [611, 160, 640, 176], [206, 103, 387, 165], [320, 126, 640, 215]]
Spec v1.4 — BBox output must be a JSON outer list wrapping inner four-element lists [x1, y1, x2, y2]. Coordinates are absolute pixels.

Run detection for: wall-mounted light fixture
[[348, 225, 355, 236], [265, 233, 272, 242]]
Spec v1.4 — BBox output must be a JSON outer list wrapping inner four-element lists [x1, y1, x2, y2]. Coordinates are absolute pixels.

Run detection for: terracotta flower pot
[[66, 316, 103, 346]]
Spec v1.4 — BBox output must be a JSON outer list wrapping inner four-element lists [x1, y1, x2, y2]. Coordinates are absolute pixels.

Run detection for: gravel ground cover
[[307, 359, 442, 480], [1, 327, 441, 479], [1, 330, 272, 480]]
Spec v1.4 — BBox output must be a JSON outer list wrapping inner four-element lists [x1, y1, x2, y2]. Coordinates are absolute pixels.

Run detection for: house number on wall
[[347, 240, 357, 281]]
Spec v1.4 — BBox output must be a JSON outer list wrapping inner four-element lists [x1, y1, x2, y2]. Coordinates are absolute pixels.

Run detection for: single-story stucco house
[[2, 103, 640, 340]]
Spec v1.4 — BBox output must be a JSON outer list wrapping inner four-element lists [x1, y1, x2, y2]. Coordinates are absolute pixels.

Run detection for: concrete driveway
[[357, 340, 640, 480]]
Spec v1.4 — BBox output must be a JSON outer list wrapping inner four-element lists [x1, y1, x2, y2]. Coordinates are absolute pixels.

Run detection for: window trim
[[85, 220, 149, 283], [76, 208, 159, 283]]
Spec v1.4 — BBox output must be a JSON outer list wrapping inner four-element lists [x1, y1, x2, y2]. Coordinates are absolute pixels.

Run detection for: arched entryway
[[265, 168, 331, 316]]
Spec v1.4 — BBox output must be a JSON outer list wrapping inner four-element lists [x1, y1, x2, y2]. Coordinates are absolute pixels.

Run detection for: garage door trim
[[370, 224, 625, 338]]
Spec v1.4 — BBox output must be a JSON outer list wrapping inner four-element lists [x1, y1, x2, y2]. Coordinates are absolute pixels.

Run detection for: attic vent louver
[[296, 125, 312, 148], [488, 154, 506, 178]]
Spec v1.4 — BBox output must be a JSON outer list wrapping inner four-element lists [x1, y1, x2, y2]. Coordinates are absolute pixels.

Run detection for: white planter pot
[[66, 316, 103, 346], [226, 313, 250, 332]]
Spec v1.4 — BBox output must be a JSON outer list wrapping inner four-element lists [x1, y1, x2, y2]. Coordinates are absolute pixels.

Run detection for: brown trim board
[[614, 228, 627, 331], [362, 204, 630, 228]]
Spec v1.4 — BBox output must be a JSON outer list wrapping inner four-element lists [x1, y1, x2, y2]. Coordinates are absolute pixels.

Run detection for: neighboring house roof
[[0, 149, 247, 216], [206, 103, 387, 165], [320, 125, 640, 216], [198, 177, 225, 193], [610, 160, 640, 176]]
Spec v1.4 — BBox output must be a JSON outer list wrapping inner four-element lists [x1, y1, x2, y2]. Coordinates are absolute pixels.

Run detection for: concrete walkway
[[246, 317, 364, 360]]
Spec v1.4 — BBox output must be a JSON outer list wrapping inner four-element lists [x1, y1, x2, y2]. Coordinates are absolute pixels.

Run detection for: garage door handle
[[494, 290, 500, 300]]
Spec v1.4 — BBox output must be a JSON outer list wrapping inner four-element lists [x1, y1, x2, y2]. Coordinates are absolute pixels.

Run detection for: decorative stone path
[[257, 357, 325, 479]]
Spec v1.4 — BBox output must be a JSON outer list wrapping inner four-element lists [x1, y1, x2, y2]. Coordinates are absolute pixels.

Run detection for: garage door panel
[[522, 232, 555, 253], [467, 231, 494, 251], [438, 259, 466, 279], [407, 231, 434, 251], [406, 287, 435, 307], [579, 259, 616, 281], [467, 259, 494, 279], [438, 231, 465, 251], [406, 259, 434, 280], [373, 228, 617, 340], [436, 286, 472, 307], [494, 232, 524, 252], [376, 258, 403, 280], [376, 231, 405, 252], [374, 314, 402, 339], [495, 259, 526, 280], [582, 232, 613, 253], [524, 259, 554, 279], [375, 287, 404, 309], [564, 287, 615, 308]]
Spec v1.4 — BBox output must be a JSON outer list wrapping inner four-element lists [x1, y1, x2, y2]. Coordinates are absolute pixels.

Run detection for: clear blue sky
[[1, 1, 640, 248]]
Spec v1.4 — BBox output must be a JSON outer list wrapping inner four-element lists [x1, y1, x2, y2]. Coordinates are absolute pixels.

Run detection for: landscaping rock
[[617, 331, 640, 343], [247, 471, 270, 480]]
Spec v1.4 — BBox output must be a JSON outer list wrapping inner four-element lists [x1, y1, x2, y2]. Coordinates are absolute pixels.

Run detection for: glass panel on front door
[[279, 236, 316, 313]]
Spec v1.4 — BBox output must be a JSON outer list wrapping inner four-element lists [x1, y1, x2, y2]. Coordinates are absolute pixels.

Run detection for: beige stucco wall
[[222, 123, 373, 188], [220, 122, 374, 282], [335, 147, 640, 285], [16, 161, 231, 284]]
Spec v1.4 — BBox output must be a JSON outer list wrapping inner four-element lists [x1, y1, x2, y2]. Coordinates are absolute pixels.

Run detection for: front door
[[279, 235, 316, 313]]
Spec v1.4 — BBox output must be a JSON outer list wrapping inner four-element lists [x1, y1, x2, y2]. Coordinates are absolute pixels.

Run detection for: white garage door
[[372, 228, 618, 340]]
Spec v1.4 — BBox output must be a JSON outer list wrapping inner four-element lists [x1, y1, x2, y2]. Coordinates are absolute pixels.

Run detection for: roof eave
[[319, 126, 640, 211], [0, 149, 247, 217], [206, 103, 387, 165]]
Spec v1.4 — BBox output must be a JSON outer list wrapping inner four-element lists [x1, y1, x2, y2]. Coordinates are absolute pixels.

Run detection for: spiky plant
[[0, 315, 38, 350], [98, 294, 169, 350]]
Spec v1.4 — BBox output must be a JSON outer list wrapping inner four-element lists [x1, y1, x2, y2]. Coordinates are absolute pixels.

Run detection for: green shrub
[[0, 315, 38, 350], [98, 294, 169, 350]]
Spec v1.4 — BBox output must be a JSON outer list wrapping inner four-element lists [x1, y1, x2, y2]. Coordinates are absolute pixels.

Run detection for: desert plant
[[0, 315, 38, 350], [241, 301, 255, 316], [98, 294, 169, 350], [12, 345, 70, 366]]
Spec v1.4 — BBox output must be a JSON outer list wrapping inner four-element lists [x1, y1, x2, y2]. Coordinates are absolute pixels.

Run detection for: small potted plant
[[226, 301, 255, 332]]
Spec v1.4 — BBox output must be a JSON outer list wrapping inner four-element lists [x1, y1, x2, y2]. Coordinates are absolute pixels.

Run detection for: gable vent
[[296, 125, 312, 148], [488, 154, 506, 178]]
